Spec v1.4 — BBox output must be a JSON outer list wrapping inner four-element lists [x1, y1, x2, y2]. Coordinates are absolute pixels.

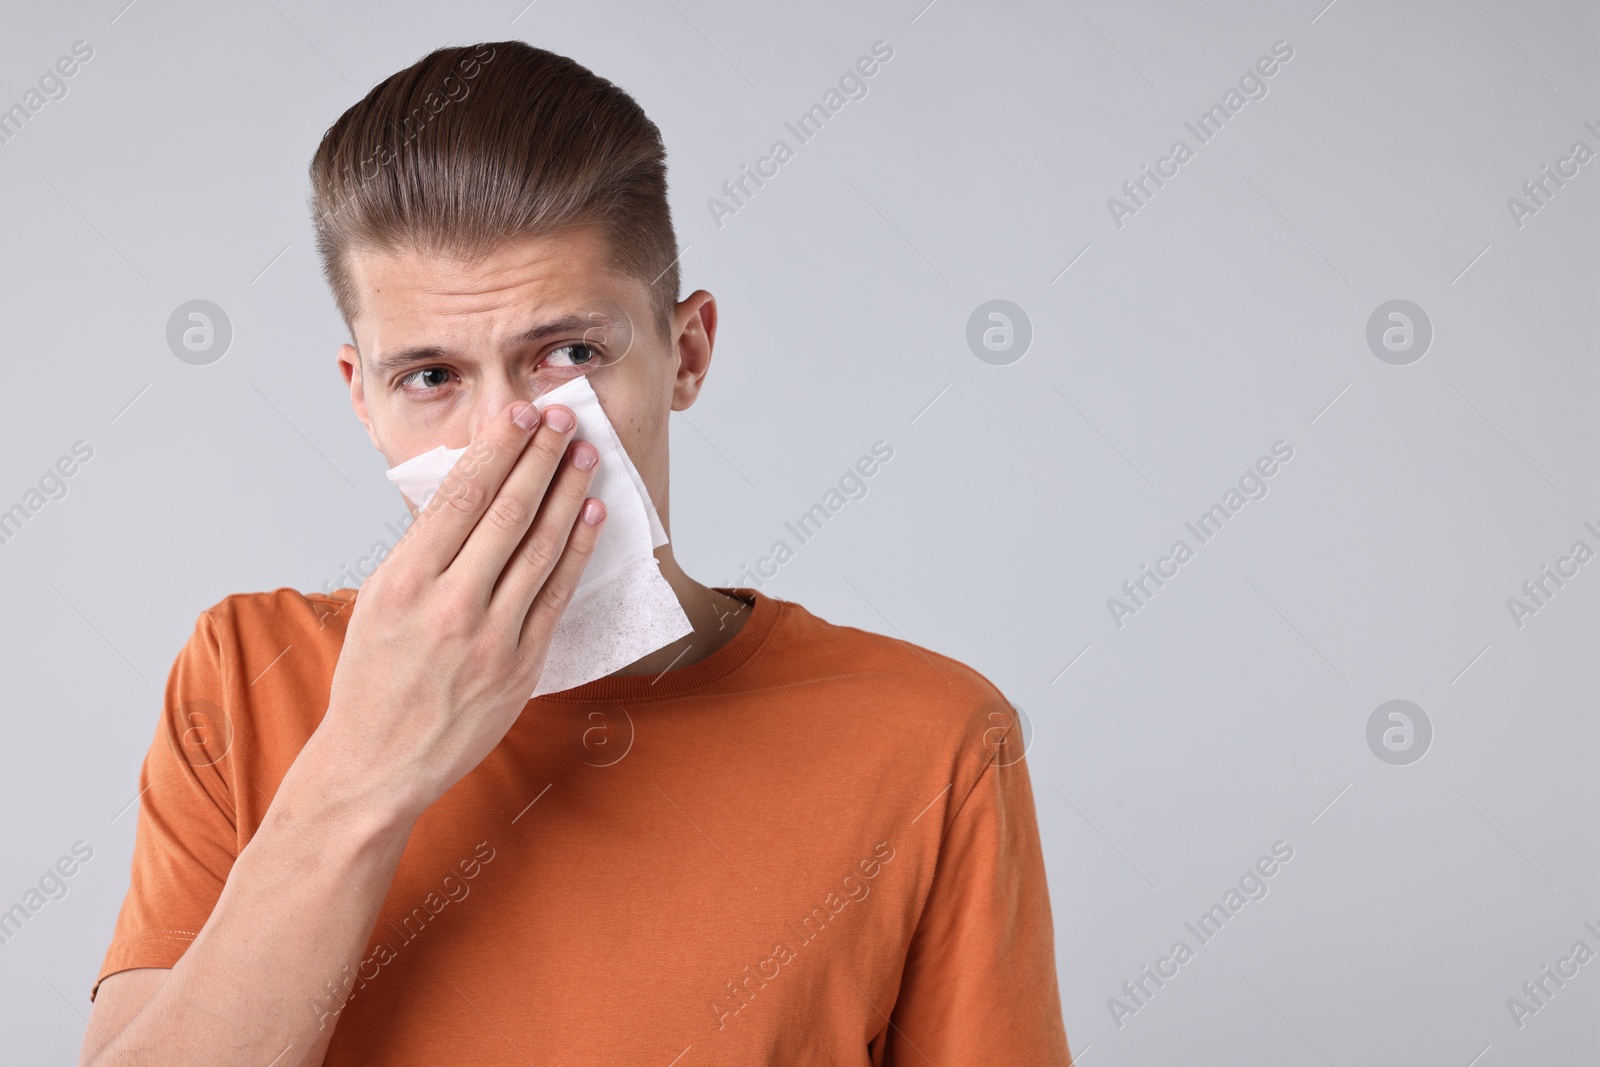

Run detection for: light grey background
[[1, 0, 1595, 1062]]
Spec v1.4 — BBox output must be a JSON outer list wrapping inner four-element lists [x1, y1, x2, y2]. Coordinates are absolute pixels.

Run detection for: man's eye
[[545, 342, 600, 368], [399, 367, 454, 390]]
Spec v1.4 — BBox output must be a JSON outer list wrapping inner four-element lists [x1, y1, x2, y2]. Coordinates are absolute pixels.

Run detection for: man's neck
[[610, 550, 753, 678]]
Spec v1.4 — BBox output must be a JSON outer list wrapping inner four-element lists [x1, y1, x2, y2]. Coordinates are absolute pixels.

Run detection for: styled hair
[[307, 41, 679, 345]]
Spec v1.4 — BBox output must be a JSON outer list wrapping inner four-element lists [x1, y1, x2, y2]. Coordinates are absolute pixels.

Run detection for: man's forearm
[[88, 732, 417, 1067]]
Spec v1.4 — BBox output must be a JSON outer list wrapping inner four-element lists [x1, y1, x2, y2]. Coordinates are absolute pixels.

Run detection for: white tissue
[[383, 375, 692, 696]]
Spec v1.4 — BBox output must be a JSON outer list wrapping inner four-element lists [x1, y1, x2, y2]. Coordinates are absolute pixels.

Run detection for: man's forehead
[[351, 228, 615, 306], [348, 228, 642, 344]]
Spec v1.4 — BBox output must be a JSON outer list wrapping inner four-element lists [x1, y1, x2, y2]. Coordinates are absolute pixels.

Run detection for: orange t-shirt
[[95, 585, 1072, 1065]]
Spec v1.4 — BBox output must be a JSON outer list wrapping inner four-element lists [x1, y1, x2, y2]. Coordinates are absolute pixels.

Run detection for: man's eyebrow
[[367, 312, 620, 377]]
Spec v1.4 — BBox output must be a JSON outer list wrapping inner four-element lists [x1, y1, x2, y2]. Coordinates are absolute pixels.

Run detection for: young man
[[81, 41, 1072, 1066]]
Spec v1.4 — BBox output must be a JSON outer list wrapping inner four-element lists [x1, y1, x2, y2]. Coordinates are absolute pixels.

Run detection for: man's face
[[337, 224, 714, 533]]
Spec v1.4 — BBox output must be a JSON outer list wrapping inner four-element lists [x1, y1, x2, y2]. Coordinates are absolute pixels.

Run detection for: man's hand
[[311, 398, 605, 823]]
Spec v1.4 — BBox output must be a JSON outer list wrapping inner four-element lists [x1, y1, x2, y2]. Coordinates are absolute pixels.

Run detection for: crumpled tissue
[[384, 375, 691, 696]]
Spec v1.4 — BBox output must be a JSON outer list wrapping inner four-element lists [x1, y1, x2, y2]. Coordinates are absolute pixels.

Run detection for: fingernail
[[573, 444, 597, 470], [545, 406, 574, 433], [512, 403, 539, 431], [582, 500, 604, 525]]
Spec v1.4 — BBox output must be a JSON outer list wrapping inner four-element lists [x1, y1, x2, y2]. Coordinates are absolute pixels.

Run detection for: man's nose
[[468, 375, 554, 439]]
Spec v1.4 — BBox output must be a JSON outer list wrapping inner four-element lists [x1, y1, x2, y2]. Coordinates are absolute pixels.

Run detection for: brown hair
[[308, 41, 679, 345]]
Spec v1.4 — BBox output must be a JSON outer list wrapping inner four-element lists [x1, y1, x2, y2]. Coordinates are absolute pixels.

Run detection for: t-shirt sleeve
[[882, 751, 1075, 1065], [92, 606, 239, 1001]]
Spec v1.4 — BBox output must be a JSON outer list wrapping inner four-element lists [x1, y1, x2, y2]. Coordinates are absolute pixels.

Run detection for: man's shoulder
[[182, 587, 354, 712], [765, 594, 1014, 734], [195, 585, 358, 643]]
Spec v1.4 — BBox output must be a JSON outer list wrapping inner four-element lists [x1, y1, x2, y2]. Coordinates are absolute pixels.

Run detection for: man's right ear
[[338, 343, 382, 450]]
